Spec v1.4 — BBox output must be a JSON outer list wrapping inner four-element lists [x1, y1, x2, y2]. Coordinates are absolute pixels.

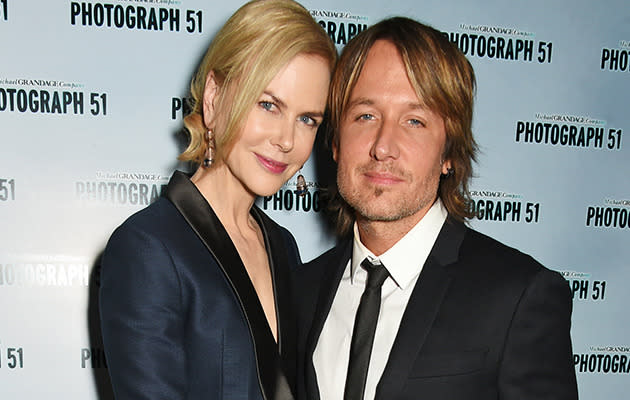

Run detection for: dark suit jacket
[[100, 171, 297, 400], [297, 217, 578, 400]]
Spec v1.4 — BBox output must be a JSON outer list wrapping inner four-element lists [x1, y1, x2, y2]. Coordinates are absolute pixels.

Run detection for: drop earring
[[203, 129, 215, 168], [296, 170, 308, 197]]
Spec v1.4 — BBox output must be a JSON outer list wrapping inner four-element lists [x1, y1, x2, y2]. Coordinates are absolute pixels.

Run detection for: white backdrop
[[1, 0, 628, 398]]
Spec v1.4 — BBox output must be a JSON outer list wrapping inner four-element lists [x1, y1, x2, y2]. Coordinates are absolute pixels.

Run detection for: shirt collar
[[351, 198, 448, 289]]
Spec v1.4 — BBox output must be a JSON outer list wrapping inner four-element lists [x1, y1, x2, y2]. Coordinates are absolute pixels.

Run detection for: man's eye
[[299, 115, 318, 127], [409, 118, 425, 127], [358, 114, 374, 121]]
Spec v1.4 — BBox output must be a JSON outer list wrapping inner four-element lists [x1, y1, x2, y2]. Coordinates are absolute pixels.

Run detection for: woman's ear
[[202, 70, 220, 129]]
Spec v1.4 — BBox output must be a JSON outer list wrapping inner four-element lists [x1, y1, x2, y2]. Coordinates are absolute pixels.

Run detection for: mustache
[[355, 161, 411, 181]]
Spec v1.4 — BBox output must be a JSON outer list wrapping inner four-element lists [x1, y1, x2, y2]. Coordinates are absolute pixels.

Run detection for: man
[[296, 17, 578, 400]]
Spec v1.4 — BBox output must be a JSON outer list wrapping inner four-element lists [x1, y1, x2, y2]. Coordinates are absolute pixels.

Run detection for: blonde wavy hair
[[179, 0, 337, 164]]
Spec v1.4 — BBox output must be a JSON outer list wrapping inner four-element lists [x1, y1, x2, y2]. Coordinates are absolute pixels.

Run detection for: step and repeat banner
[[1, 0, 628, 398]]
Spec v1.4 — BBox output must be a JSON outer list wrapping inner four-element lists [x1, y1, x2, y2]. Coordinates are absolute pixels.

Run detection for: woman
[[98, 1, 336, 399]]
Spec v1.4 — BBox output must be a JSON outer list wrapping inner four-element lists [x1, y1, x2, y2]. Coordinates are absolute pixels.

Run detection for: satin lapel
[[165, 171, 293, 400], [251, 206, 293, 357], [251, 206, 297, 397], [374, 218, 467, 400], [305, 239, 352, 400]]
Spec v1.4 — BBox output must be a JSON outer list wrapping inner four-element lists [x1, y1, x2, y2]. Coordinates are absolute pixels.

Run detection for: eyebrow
[[346, 97, 374, 109], [263, 90, 325, 119], [346, 96, 426, 110], [263, 91, 287, 110]]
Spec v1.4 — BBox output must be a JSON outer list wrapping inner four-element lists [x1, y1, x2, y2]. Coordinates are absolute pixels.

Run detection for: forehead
[[265, 53, 330, 108], [348, 40, 420, 105]]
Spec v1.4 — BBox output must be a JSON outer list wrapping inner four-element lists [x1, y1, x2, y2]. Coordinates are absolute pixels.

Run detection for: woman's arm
[[99, 223, 186, 400]]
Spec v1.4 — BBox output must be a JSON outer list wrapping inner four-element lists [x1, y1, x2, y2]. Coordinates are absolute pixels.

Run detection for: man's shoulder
[[430, 224, 570, 309], [456, 224, 566, 286], [461, 226, 535, 261], [297, 239, 351, 283], [305, 239, 351, 267]]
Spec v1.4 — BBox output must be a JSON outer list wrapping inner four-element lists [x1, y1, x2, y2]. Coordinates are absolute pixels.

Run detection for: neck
[[190, 164, 257, 232], [356, 205, 433, 256]]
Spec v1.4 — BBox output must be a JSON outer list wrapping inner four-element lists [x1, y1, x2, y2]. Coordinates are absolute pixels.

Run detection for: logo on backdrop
[[0, 78, 108, 116], [560, 270, 608, 302], [75, 171, 169, 206], [0, 254, 90, 287], [600, 39, 630, 72], [1, 0, 8, 21], [0, 178, 16, 202], [309, 9, 369, 47], [574, 346, 630, 374], [586, 197, 630, 229], [81, 347, 107, 369], [468, 190, 541, 223], [260, 178, 323, 213], [515, 113, 623, 150], [444, 23, 553, 63], [171, 96, 192, 120], [70, 1, 203, 33], [0, 343, 24, 370]]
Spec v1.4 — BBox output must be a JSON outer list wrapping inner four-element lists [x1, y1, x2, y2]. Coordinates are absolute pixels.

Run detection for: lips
[[255, 153, 288, 174], [363, 171, 405, 185]]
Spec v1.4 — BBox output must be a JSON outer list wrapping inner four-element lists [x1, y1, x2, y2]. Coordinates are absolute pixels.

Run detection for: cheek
[[294, 134, 317, 163], [337, 133, 367, 162], [336, 148, 358, 171], [335, 150, 359, 180]]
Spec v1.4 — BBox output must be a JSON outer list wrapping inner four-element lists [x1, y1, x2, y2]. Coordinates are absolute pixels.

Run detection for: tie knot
[[361, 258, 389, 289]]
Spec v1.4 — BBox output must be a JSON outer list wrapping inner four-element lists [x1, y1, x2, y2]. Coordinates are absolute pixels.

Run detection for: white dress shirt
[[313, 199, 448, 400]]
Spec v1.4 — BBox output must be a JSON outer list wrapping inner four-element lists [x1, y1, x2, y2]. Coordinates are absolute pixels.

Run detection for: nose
[[370, 118, 400, 160], [270, 119, 295, 152]]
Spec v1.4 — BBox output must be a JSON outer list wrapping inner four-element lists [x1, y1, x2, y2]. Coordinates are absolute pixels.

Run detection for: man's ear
[[332, 140, 338, 163], [442, 159, 452, 175], [202, 70, 220, 128]]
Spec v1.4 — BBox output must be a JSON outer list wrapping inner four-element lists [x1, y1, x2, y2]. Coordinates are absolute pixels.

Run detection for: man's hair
[[179, 0, 336, 165], [326, 16, 478, 235]]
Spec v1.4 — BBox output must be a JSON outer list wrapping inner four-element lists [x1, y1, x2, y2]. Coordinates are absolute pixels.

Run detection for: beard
[[337, 160, 440, 223]]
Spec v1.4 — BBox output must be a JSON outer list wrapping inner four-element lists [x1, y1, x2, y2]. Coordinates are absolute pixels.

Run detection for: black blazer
[[296, 217, 578, 400], [100, 171, 297, 400]]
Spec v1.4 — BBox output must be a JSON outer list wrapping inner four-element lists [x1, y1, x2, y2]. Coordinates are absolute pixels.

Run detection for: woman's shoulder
[[117, 197, 178, 230], [106, 197, 192, 249]]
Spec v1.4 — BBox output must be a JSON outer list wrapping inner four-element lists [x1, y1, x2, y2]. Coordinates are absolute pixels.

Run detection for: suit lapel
[[374, 218, 466, 400], [251, 206, 293, 357], [252, 206, 298, 392], [305, 239, 352, 400], [165, 171, 293, 400]]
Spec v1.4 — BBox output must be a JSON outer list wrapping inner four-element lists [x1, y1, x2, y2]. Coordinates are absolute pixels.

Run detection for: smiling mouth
[[256, 153, 288, 174]]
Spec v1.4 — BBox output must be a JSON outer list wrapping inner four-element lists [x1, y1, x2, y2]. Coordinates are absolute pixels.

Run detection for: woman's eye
[[259, 101, 275, 111]]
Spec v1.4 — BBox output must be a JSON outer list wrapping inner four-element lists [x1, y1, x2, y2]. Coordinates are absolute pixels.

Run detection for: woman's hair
[[326, 17, 478, 235], [179, 0, 336, 164]]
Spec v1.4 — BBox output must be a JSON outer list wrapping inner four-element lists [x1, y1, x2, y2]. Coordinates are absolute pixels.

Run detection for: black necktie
[[343, 258, 390, 400]]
